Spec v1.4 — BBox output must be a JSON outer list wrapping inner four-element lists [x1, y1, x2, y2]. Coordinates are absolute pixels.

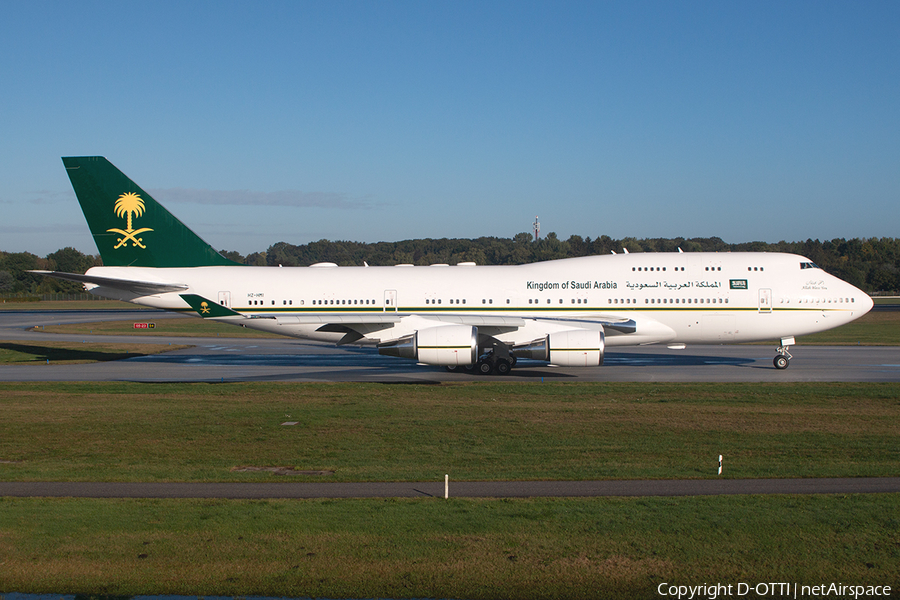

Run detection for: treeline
[[238, 233, 900, 294], [0, 247, 101, 295], [3, 234, 899, 295]]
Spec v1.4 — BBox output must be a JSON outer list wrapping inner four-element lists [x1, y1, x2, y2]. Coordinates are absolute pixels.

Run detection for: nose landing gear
[[774, 337, 795, 370]]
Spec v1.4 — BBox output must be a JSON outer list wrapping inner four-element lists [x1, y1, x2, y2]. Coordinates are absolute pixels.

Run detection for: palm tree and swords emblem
[[107, 192, 153, 249]]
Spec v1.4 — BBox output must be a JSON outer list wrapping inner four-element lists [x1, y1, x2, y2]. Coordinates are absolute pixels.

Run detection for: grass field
[[35, 316, 282, 339], [796, 310, 900, 345], [1, 382, 897, 482], [0, 299, 148, 310], [0, 381, 897, 598], [1, 494, 897, 599]]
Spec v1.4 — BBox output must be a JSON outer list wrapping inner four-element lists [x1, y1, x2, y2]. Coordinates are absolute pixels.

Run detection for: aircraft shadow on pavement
[[128, 348, 755, 372], [604, 351, 756, 368], [0, 342, 150, 363]]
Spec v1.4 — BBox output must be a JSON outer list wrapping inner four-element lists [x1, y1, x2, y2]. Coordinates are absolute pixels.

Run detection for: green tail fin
[[63, 156, 240, 267]]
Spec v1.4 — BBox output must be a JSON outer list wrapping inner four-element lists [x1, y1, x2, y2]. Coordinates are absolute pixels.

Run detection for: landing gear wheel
[[774, 341, 793, 370], [495, 358, 511, 375], [477, 360, 494, 375]]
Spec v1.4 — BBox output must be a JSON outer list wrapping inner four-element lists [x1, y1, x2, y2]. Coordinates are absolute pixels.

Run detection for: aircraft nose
[[860, 291, 874, 314]]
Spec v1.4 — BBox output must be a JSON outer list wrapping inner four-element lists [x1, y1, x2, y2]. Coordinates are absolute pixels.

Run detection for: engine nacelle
[[377, 325, 478, 366], [514, 329, 605, 367]]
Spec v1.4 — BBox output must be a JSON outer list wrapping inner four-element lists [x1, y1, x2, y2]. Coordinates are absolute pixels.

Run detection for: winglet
[[180, 294, 242, 318]]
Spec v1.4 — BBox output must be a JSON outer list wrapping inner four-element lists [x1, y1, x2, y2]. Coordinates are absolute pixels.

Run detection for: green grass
[[0, 299, 148, 310], [1, 381, 898, 598], [0, 382, 897, 482], [37, 317, 282, 338], [1, 495, 897, 598], [796, 310, 900, 345], [0, 340, 191, 364]]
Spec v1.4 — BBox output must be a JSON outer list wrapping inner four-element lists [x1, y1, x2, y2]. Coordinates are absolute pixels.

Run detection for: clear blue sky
[[2, 0, 898, 257]]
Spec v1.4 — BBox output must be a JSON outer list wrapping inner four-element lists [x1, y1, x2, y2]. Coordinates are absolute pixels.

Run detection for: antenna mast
[[533, 215, 541, 241]]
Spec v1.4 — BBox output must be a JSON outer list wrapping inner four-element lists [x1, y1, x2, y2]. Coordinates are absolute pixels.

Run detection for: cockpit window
[[800, 262, 821, 270]]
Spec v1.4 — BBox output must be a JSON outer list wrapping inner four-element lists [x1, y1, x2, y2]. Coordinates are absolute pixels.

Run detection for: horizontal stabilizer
[[180, 294, 242, 318]]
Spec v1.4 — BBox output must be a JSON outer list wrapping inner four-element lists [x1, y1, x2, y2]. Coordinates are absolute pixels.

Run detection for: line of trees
[[3, 234, 899, 295], [0, 247, 101, 296]]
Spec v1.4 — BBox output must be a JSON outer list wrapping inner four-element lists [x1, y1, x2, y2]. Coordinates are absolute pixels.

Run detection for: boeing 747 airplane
[[34, 157, 874, 374]]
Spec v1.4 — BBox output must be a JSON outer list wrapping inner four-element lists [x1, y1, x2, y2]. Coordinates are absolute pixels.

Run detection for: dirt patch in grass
[[231, 466, 335, 476]]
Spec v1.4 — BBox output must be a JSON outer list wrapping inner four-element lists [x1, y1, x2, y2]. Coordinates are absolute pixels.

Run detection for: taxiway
[[1, 309, 898, 383]]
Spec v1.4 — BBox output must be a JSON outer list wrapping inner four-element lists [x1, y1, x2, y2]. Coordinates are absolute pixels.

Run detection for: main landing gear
[[445, 344, 518, 376], [445, 354, 517, 375], [773, 337, 795, 370], [474, 353, 515, 375]]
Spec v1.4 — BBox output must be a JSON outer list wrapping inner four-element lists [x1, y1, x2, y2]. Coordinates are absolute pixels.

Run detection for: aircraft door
[[384, 290, 398, 312], [758, 288, 772, 313], [218, 291, 231, 308]]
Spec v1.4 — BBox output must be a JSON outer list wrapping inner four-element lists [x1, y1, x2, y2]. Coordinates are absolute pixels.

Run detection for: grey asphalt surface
[[2, 478, 899, 499], [2, 309, 900, 383], [2, 308, 898, 500]]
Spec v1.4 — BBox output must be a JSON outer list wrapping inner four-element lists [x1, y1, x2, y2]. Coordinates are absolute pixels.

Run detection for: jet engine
[[377, 325, 478, 366], [514, 329, 605, 367]]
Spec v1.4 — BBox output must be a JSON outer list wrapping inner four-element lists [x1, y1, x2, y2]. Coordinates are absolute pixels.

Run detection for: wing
[[528, 315, 637, 335], [250, 311, 639, 347], [178, 295, 664, 368]]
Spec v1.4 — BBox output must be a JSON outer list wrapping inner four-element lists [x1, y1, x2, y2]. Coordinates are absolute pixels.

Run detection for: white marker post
[[718, 455, 723, 476], [445, 474, 449, 499]]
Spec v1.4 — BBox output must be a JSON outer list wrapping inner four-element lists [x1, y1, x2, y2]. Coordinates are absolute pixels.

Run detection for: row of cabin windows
[[631, 266, 769, 273], [523, 297, 726, 305], [250, 299, 377, 306], [529, 298, 592, 304], [790, 297, 856, 304], [649, 298, 727, 304], [246, 297, 729, 307], [310, 299, 376, 305], [248, 300, 297, 306], [249, 295, 853, 309]]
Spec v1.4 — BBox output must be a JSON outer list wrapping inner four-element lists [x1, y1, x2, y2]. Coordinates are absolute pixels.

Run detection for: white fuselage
[[84, 251, 873, 348]]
